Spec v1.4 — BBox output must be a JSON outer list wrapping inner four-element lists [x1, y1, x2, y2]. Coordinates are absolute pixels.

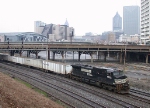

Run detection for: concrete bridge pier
[[27, 51, 31, 57], [19, 51, 22, 57], [98, 51, 100, 60], [90, 53, 93, 63], [19, 50, 24, 57], [116, 52, 119, 60], [48, 50, 50, 60], [52, 52, 55, 61], [146, 54, 149, 63], [10, 50, 15, 56], [120, 52, 123, 63], [104, 52, 107, 62], [107, 51, 109, 58], [73, 51, 74, 61], [78, 51, 81, 61], [61, 51, 64, 62], [35, 51, 38, 59]]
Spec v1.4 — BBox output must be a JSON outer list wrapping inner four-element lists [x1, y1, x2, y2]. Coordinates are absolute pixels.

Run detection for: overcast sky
[[0, 0, 140, 36]]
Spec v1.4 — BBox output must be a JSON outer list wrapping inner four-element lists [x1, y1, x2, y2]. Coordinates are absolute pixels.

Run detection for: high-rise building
[[141, 0, 150, 43], [113, 12, 122, 31], [123, 6, 140, 35], [34, 19, 74, 42], [64, 18, 69, 27]]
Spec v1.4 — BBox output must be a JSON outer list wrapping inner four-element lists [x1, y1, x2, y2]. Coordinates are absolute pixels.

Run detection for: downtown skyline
[[0, 0, 140, 36]]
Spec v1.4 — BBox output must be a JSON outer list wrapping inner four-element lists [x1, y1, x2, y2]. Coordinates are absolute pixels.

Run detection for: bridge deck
[[0, 44, 149, 52]]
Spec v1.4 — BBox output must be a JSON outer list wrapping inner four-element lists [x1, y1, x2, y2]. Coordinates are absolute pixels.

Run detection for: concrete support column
[[27, 51, 30, 57], [65, 52, 66, 58], [104, 52, 107, 62], [98, 51, 100, 60], [20, 51, 22, 57], [78, 51, 81, 61], [35, 51, 38, 59], [120, 52, 123, 63], [146, 54, 149, 64], [116, 53, 119, 60], [73, 51, 74, 61], [48, 50, 50, 60], [53, 52, 55, 61], [114, 52, 117, 59], [107, 51, 109, 57], [10, 50, 14, 56], [61, 51, 64, 62], [90, 53, 93, 63]]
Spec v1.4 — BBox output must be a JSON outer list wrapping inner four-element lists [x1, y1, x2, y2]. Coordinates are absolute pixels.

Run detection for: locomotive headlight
[[115, 79, 122, 84], [115, 78, 127, 84]]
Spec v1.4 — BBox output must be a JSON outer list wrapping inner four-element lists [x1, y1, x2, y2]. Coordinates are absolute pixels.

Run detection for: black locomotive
[[70, 64, 130, 93]]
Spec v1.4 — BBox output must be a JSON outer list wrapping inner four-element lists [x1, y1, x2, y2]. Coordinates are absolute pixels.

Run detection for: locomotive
[[68, 64, 130, 93], [0, 53, 129, 93]]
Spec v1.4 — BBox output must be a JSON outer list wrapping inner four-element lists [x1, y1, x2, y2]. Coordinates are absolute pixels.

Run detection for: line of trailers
[[0, 53, 130, 93]]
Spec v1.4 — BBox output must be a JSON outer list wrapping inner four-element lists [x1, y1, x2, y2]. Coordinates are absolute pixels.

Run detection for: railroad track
[[0, 61, 147, 107], [11, 65, 140, 107], [130, 89, 150, 97], [127, 89, 150, 104], [0, 62, 107, 108], [127, 93, 150, 104]]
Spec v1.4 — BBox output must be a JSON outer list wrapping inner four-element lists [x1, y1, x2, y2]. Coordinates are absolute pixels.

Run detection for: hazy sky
[[0, 0, 140, 36]]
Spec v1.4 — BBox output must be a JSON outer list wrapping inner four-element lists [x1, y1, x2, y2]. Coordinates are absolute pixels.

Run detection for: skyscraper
[[141, 0, 150, 42], [113, 12, 122, 31], [64, 18, 69, 27], [123, 6, 140, 35]]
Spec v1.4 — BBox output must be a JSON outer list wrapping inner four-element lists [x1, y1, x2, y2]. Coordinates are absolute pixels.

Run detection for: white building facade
[[141, 0, 150, 43], [119, 34, 140, 43]]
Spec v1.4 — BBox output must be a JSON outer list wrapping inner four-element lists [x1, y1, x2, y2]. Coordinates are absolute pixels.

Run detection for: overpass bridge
[[0, 43, 150, 63]]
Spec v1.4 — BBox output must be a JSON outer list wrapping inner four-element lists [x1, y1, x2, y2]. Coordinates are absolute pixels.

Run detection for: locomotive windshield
[[113, 70, 123, 76]]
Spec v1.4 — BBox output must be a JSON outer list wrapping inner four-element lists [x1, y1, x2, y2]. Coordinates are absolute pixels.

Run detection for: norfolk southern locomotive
[[69, 64, 130, 93], [0, 54, 129, 94]]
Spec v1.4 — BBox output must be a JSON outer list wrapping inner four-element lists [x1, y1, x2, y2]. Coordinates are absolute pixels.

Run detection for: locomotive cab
[[98, 68, 130, 93], [111, 70, 130, 93]]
